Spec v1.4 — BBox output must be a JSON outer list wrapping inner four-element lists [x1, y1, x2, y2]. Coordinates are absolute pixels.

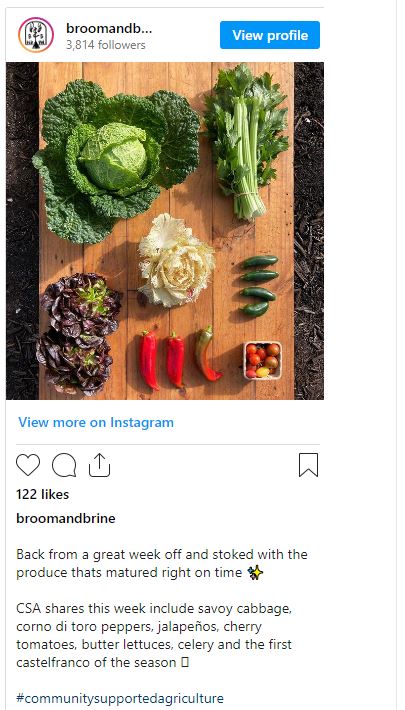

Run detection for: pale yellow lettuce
[[138, 213, 215, 307]]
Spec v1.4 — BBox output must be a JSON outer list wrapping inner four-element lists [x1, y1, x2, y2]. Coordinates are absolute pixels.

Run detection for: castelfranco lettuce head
[[138, 213, 215, 308], [33, 80, 200, 244]]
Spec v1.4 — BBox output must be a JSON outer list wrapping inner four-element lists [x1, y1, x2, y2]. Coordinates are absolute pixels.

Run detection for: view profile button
[[220, 21, 320, 50]]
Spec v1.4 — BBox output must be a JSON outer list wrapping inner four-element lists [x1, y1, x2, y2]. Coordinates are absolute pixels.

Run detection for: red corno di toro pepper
[[195, 325, 223, 382], [139, 330, 159, 391], [166, 332, 184, 388]]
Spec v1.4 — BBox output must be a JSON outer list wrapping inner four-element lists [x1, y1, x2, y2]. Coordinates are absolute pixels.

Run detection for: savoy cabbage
[[33, 80, 200, 244]]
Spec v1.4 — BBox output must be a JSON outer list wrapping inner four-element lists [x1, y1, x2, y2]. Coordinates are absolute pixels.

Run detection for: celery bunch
[[204, 64, 289, 221]]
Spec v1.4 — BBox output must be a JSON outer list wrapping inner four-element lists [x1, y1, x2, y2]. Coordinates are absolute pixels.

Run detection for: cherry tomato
[[246, 343, 257, 355], [256, 366, 270, 378], [265, 356, 278, 369], [257, 347, 266, 361], [267, 368, 276, 375], [266, 343, 280, 357], [248, 354, 261, 366], [246, 369, 257, 379]]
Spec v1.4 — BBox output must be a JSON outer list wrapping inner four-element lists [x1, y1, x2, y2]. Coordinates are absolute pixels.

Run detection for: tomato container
[[243, 341, 282, 381]]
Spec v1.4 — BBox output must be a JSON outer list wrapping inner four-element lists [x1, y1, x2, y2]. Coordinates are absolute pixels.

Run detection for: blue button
[[220, 21, 320, 50]]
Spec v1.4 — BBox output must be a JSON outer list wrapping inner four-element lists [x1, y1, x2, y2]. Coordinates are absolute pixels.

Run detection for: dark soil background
[[6, 63, 39, 399], [294, 63, 324, 399], [6, 62, 323, 400]]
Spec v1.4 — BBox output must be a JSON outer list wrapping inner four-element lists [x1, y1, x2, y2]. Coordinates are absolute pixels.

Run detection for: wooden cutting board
[[39, 62, 294, 401]]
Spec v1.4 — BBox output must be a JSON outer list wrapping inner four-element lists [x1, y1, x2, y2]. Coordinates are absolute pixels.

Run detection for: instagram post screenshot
[[2, 3, 399, 710]]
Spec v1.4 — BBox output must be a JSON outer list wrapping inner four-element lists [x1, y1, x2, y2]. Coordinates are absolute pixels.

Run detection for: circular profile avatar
[[18, 17, 54, 52]]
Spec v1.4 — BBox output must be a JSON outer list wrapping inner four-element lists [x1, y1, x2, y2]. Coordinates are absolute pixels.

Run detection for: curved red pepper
[[140, 330, 159, 391], [167, 332, 184, 388], [195, 325, 223, 382]]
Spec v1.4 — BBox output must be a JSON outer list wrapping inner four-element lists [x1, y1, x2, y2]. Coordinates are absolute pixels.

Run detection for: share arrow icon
[[89, 453, 111, 478]]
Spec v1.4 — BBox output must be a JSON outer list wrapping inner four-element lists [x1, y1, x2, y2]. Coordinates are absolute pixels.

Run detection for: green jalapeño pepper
[[241, 270, 279, 283], [240, 301, 269, 317]]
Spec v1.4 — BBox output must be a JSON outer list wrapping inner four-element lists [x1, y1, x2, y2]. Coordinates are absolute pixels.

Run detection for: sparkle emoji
[[248, 564, 263, 581]]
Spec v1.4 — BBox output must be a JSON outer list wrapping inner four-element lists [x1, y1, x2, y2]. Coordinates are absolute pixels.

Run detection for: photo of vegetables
[[6, 61, 324, 400]]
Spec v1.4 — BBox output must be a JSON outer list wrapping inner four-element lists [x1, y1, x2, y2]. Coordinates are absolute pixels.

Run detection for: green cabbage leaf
[[34, 79, 200, 244]]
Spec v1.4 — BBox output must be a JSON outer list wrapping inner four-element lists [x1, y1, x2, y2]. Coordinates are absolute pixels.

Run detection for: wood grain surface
[[39, 62, 294, 400]]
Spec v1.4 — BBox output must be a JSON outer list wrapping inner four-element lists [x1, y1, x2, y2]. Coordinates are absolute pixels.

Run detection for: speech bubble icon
[[52, 453, 77, 478]]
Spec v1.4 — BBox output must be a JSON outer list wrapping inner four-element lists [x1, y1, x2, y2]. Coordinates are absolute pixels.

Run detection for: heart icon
[[16, 454, 40, 476]]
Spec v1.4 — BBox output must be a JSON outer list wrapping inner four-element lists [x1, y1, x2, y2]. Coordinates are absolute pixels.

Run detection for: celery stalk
[[234, 99, 255, 220], [204, 64, 288, 221], [233, 97, 266, 220]]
